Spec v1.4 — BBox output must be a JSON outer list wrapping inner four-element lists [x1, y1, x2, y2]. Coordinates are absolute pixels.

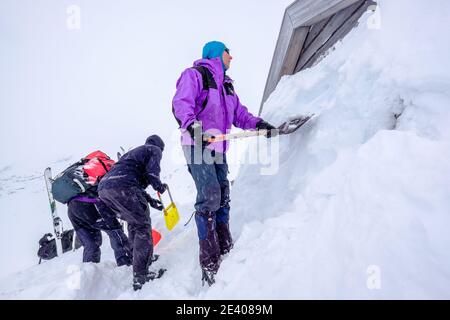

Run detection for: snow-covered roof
[[260, 0, 376, 114]]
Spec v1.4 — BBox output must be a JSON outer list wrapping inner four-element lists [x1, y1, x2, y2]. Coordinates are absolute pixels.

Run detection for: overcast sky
[[0, 0, 293, 170]]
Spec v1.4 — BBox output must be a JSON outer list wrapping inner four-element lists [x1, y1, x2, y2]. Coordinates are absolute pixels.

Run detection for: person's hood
[[145, 135, 165, 151], [193, 57, 230, 84]]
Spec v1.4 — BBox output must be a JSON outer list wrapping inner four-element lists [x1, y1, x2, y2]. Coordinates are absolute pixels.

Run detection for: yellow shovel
[[157, 185, 180, 231]]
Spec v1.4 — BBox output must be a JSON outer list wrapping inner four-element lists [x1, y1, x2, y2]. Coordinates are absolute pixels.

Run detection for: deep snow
[[1, 0, 450, 299]]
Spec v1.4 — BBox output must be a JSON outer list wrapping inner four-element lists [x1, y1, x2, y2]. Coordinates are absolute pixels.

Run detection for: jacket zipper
[[220, 83, 228, 152]]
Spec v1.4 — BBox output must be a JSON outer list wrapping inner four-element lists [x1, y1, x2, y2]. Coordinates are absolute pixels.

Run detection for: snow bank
[[207, 0, 450, 299]]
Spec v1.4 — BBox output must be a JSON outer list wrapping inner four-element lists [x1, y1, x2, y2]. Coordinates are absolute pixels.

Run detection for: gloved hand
[[256, 120, 278, 138], [202, 132, 216, 146], [186, 122, 197, 140], [149, 197, 164, 211], [156, 183, 168, 194], [187, 122, 215, 147], [144, 192, 164, 211]]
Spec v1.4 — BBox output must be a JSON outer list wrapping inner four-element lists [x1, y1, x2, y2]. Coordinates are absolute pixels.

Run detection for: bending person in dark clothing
[[67, 196, 132, 266], [98, 135, 167, 290]]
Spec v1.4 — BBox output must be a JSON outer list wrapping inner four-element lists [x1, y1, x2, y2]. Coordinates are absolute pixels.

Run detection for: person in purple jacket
[[172, 41, 277, 286]]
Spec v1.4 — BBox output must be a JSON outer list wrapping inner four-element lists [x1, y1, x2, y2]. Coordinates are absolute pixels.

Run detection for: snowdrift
[[211, 0, 450, 299], [1, 0, 450, 299]]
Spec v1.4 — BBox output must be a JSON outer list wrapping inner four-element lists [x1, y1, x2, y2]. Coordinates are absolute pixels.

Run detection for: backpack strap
[[192, 66, 217, 90], [224, 82, 235, 96], [96, 157, 109, 173], [191, 66, 218, 118]]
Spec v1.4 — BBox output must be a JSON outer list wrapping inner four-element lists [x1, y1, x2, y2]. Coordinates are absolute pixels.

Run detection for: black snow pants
[[67, 199, 132, 265], [98, 187, 153, 277]]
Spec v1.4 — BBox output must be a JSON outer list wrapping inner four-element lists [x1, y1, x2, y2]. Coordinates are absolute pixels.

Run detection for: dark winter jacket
[[98, 135, 165, 192]]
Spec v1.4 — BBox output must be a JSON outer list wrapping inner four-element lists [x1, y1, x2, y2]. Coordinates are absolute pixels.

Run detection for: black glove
[[202, 132, 216, 147], [149, 197, 164, 211], [186, 122, 215, 147], [186, 122, 197, 140], [256, 120, 278, 138], [156, 183, 167, 194], [144, 192, 164, 211]]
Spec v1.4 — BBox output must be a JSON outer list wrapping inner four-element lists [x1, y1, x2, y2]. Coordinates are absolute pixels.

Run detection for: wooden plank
[[260, 11, 294, 114], [260, 0, 359, 113], [280, 27, 309, 78], [301, 0, 373, 70], [288, 0, 361, 27], [294, 0, 363, 72], [259, 0, 369, 114], [303, 17, 331, 52]]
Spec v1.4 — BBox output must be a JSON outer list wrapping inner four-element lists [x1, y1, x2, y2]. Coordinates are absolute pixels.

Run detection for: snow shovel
[[122, 219, 162, 246], [157, 185, 180, 231], [152, 229, 162, 246], [204, 114, 315, 143]]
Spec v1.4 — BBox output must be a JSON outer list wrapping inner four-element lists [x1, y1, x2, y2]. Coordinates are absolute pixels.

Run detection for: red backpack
[[82, 151, 115, 185]]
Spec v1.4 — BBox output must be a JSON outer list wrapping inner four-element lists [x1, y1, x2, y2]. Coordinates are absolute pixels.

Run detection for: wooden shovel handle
[[205, 130, 268, 143]]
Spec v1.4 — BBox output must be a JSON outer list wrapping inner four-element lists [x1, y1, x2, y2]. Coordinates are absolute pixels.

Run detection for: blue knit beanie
[[202, 41, 228, 71]]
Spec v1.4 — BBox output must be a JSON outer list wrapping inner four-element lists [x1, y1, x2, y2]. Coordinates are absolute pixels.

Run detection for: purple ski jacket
[[172, 57, 261, 153]]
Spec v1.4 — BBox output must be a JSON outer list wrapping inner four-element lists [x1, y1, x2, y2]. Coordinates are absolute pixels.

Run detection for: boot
[[216, 222, 233, 255], [201, 269, 216, 287], [133, 273, 149, 291], [195, 211, 221, 271], [132, 268, 166, 291], [117, 256, 132, 267], [148, 267, 166, 281]]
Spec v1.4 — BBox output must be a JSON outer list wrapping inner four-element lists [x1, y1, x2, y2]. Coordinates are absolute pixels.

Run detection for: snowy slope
[[205, 0, 450, 299], [2, 0, 450, 299]]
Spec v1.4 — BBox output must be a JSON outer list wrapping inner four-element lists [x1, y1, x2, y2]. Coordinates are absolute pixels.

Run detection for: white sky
[[0, 0, 293, 170]]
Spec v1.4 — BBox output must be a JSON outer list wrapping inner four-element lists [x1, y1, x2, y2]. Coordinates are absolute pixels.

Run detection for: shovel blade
[[151, 229, 162, 246], [277, 114, 314, 135], [164, 202, 180, 231]]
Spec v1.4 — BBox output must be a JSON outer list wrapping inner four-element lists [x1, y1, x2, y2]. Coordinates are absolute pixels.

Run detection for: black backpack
[[37, 230, 82, 264], [51, 162, 91, 204], [37, 233, 57, 263]]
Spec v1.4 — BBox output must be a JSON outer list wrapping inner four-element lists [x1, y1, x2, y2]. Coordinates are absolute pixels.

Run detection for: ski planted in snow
[[43, 167, 64, 256], [44, 168, 64, 238]]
